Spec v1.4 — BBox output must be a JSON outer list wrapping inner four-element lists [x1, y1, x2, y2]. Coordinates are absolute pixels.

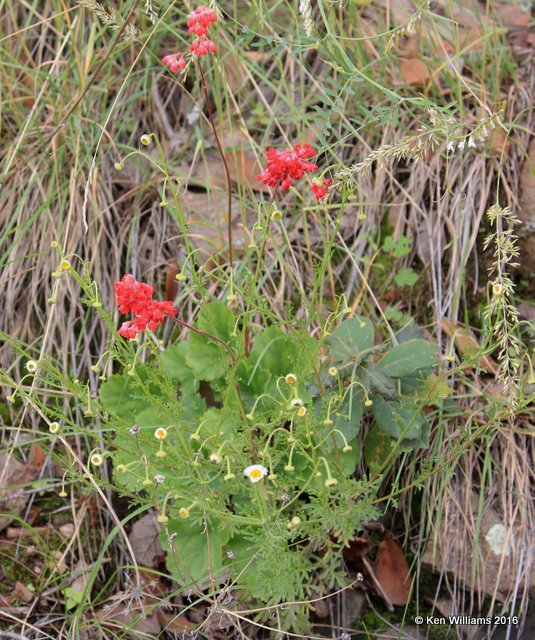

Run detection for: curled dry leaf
[[441, 319, 499, 375], [0, 444, 45, 533], [129, 513, 165, 567], [372, 535, 411, 607]]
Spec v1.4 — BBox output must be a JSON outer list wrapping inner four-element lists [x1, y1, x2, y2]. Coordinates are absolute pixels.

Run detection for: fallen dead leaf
[[13, 581, 34, 604], [399, 56, 431, 86], [0, 444, 45, 533], [342, 536, 373, 563], [372, 535, 411, 606], [58, 523, 75, 538], [129, 514, 165, 567], [157, 610, 198, 632], [97, 573, 169, 637], [5, 524, 50, 539], [441, 320, 499, 375]]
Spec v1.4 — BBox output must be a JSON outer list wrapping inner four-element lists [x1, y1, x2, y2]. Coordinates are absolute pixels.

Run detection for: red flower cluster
[[187, 6, 217, 57], [162, 6, 218, 73], [311, 178, 332, 201], [162, 53, 186, 73], [257, 143, 318, 191], [190, 37, 217, 56], [115, 274, 177, 340], [187, 6, 217, 36]]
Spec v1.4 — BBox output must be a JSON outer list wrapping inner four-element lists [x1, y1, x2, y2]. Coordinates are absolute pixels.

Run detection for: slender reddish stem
[[197, 59, 233, 270]]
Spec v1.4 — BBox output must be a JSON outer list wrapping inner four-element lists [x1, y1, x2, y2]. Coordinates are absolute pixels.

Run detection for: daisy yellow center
[[60, 260, 71, 270], [250, 469, 262, 480], [155, 428, 167, 440]]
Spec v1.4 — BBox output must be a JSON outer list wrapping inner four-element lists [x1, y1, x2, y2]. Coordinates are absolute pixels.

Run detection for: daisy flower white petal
[[243, 464, 269, 483]]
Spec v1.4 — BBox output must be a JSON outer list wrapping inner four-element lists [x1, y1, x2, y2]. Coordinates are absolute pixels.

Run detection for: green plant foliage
[[371, 397, 429, 448], [162, 520, 230, 586], [94, 305, 438, 609], [377, 339, 436, 377], [326, 316, 374, 362], [394, 267, 419, 288]]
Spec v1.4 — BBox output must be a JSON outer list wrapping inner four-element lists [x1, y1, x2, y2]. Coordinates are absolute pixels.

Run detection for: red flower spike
[[115, 274, 177, 340], [257, 144, 319, 192], [162, 53, 186, 73], [311, 178, 332, 201], [118, 321, 139, 340], [190, 36, 217, 56], [115, 274, 154, 315], [187, 6, 217, 37]]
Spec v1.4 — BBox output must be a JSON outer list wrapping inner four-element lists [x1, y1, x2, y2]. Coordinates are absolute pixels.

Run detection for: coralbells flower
[[257, 143, 317, 192], [243, 464, 269, 484], [162, 5, 218, 70], [187, 6, 217, 36], [115, 274, 177, 340], [162, 53, 186, 73], [190, 36, 217, 56], [311, 178, 332, 201]]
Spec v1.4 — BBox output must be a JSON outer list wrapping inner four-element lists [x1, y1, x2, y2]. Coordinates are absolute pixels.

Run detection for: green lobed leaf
[[249, 326, 316, 378], [100, 374, 149, 421], [377, 339, 437, 378], [327, 316, 374, 363], [394, 268, 419, 287], [371, 397, 429, 448], [186, 303, 236, 381], [363, 426, 396, 468], [360, 363, 397, 398], [162, 519, 230, 587]]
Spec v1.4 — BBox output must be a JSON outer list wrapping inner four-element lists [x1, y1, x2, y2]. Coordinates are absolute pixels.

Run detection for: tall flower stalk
[[162, 5, 234, 270], [483, 204, 521, 412]]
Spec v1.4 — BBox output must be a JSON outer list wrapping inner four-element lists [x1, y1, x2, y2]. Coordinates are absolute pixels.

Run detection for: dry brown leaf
[[157, 610, 198, 632], [342, 536, 373, 563], [372, 535, 411, 606], [97, 574, 169, 636], [129, 514, 165, 567], [431, 597, 485, 640], [0, 444, 45, 533], [441, 320, 499, 375], [494, 3, 531, 27], [179, 190, 247, 257], [399, 57, 431, 85], [13, 581, 33, 603]]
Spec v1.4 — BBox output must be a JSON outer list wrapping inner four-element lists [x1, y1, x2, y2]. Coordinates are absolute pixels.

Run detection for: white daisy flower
[[25, 360, 38, 374], [90, 453, 104, 467], [154, 427, 168, 441], [243, 464, 268, 484]]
